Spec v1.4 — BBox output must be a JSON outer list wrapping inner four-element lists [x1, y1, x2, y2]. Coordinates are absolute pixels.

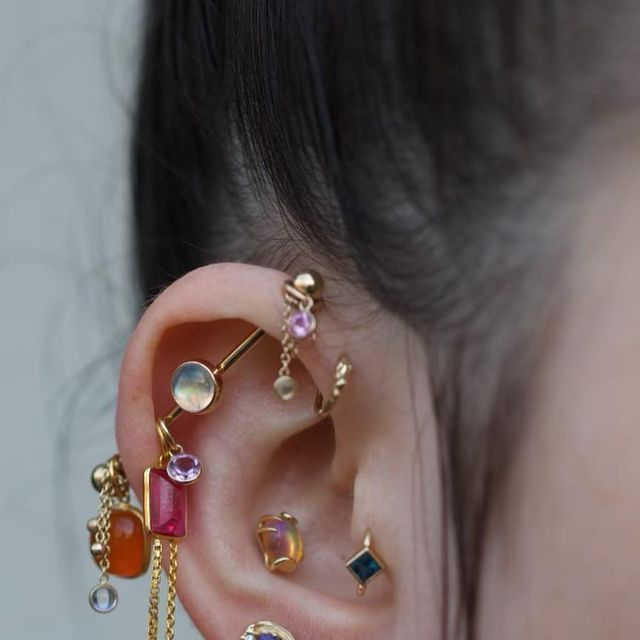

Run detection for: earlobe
[[111, 262, 416, 639]]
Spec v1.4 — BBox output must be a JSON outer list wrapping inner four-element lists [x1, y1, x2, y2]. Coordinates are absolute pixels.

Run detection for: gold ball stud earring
[[256, 512, 304, 573], [241, 621, 296, 640]]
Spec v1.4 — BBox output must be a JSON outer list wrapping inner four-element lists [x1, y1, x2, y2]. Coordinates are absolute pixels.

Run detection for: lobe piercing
[[273, 270, 324, 401], [242, 621, 296, 640], [345, 529, 386, 596], [256, 512, 304, 573]]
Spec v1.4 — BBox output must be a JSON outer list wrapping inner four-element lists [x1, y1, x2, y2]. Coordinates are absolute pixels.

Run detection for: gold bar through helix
[[161, 328, 266, 426]]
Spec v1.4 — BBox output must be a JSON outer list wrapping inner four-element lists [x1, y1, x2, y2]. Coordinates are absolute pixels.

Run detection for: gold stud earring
[[273, 270, 324, 401], [241, 621, 296, 640], [345, 529, 386, 596], [256, 512, 304, 573]]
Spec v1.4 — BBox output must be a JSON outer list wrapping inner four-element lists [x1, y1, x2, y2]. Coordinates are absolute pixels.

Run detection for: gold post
[[160, 327, 266, 427], [215, 328, 265, 374]]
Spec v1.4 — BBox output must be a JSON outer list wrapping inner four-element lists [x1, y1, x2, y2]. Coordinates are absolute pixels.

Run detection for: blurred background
[[0, 2, 199, 637]]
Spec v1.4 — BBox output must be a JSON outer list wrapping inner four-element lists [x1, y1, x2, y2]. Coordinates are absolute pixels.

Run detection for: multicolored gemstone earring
[[143, 327, 267, 639], [241, 621, 296, 640], [86, 454, 150, 613], [273, 270, 324, 401], [256, 512, 304, 573], [345, 529, 386, 596]]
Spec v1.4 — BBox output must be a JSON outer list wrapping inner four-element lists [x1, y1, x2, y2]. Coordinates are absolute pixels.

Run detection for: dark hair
[[132, 2, 618, 636]]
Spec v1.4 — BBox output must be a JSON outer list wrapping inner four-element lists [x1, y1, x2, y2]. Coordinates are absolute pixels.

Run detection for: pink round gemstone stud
[[167, 453, 202, 485], [288, 310, 316, 340]]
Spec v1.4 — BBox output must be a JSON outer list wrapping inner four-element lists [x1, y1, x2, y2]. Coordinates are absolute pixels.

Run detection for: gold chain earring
[[144, 327, 266, 639], [87, 454, 150, 613], [273, 270, 324, 401]]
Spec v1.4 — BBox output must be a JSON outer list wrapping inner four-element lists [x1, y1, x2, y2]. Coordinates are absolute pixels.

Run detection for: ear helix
[[84, 268, 369, 640]]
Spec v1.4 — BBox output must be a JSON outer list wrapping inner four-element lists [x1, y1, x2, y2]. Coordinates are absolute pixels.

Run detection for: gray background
[[0, 2, 200, 637]]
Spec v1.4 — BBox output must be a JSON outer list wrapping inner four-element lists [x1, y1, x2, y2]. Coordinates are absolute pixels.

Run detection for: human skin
[[479, 131, 640, 638], [116, 130, 640, 638]]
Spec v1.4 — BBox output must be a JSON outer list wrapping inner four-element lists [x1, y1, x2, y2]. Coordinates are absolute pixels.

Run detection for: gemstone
[[89, 582, 118, 613], [273, 375, 297, 400], [167, 453, 202, 484], [346, 548, 384, 585], [171, 361, 218, 413], [145, 468, 187, 538], [256, 514, 304, 573], [288, 310, 316, 339], [243, 622, 293, 640], [90, 506, 149, 578]]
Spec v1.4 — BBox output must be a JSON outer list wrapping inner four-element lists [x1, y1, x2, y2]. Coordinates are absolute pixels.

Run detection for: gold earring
[[315, 354, 353, 416], [242, 621, 296, 640], [86, 455, 150, 613], [142, 330, 267, 639], [345, 529, 386, 596], [273, 270, 324, 401], [256, 512, 304, 573]]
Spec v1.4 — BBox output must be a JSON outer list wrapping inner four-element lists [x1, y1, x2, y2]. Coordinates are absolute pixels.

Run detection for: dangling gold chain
[[146, 538, 180, 640], [147, 539, 163, 640], [95, 477, 114, 579]]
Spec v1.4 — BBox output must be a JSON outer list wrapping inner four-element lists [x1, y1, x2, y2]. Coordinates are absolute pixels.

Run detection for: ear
[[115, 263, 439, 639]]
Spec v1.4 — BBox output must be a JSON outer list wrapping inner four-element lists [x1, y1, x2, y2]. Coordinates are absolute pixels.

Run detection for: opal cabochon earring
[[256, 512, 304, 573]]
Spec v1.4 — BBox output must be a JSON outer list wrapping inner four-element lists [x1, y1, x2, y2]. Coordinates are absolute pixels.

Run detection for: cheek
[[479, 212, 640, 638]]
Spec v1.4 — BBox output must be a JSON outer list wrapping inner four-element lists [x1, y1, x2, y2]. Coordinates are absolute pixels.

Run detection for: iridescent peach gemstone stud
[[256, 512, 304, 573]]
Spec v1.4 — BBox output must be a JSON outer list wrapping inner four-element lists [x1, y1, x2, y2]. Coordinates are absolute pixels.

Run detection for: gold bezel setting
[[241, 621, 296, 640]]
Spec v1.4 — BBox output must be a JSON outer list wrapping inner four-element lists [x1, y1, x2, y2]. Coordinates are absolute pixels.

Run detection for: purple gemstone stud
[[288, 309, 316, 340], [167, 453, 202, 485]]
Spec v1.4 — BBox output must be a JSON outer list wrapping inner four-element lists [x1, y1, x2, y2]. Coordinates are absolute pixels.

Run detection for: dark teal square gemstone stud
[[345, 530, 385, 595]]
